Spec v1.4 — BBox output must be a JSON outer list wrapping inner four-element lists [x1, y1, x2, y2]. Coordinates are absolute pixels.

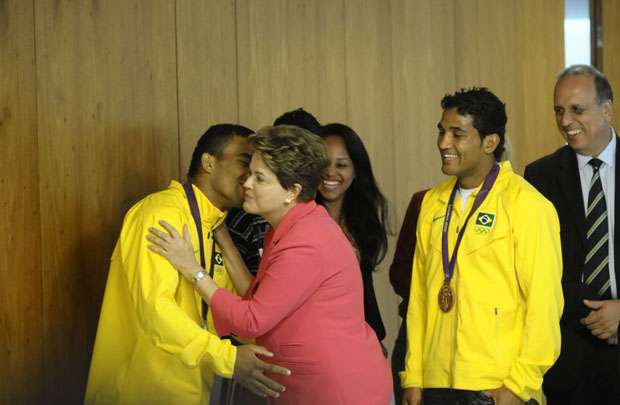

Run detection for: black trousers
[[544, 342, 620, 405], [392, 319, 408, 404], [422, 388, 536, 405], [422, 388, 495, 405]]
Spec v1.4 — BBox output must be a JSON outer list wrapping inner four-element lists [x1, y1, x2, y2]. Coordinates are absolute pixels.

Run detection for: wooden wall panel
[[476, 0, 520, 165], [344, 0, 399, 353], [391, 0, 456, 211], [35, 0, 179, 401], [602, 0, 620, 129], [453, 0, 481, 86], [0, 1, 570, 400], [176, 0, 239, 173], [236, 0, 347, 128], [512, 0, 565, 172], [0, 1, 43, 403]]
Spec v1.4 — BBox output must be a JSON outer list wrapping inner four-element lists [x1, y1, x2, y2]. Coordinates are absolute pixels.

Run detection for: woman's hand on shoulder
[[147, 220, 202, 279]]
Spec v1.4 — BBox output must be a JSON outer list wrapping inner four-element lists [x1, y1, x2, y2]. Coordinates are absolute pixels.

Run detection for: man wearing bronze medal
[[86, 125, 289, 404], [400, 88, 563, 405]]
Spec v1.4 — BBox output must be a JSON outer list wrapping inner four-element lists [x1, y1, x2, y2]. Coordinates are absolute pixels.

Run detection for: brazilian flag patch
[[475, 212, 495, 228]]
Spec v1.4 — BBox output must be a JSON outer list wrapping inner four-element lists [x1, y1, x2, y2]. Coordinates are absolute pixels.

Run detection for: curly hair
[[316, 123, 389, 274], [441, 87, 507, 161], [249, 125, 329, 202]]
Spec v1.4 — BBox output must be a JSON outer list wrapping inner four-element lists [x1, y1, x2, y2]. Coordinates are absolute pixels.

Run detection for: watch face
[[193, 270, 206, 283]]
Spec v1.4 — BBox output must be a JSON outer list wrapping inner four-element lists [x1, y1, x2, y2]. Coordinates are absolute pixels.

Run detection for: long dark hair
[[316, 123, 389, 273]]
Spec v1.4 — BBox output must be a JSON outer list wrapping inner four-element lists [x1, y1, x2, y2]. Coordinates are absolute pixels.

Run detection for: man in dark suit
[[525, 65, 619, 405]]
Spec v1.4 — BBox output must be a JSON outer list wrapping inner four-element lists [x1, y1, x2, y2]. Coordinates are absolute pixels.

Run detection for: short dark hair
[[557, 64, 614, 104], [273, 108, 322, 135], [441, 87, 507, 161], [249, 125, 328, 202], [187, 124, 253, 179]]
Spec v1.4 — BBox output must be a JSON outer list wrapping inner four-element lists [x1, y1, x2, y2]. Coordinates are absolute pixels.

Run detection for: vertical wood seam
[[234, 0, 240, 124], [342, 0, 349, 122], [32, 0, 46, 400], [173, 0, 182, 180]]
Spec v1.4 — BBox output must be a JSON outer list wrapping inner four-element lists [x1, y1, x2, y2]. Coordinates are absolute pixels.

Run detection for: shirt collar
[[270, 200, 317, 244], [438, 160, 512, 203], [169, 180, 226, 229], [576, 128, 617, 170]]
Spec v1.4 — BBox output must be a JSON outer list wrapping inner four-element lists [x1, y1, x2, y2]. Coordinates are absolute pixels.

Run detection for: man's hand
[[401, 387, 422, 405], [485, 386, 522, 405], [234, 345, 290, 398], [581, 299, 620, 340]]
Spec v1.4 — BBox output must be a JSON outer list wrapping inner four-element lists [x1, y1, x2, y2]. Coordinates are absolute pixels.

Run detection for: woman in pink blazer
[[148, 125, 391, 404]]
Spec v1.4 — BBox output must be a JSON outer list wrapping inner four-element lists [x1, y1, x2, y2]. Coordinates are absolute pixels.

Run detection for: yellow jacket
[[400, 162, 564, 403], [85, 181, 238, 404]]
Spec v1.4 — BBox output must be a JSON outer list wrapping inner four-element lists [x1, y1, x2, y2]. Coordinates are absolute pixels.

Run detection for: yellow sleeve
[[503, 194, 564, 401], [400, 212, 428, 389], [119, 203, 237, 377]]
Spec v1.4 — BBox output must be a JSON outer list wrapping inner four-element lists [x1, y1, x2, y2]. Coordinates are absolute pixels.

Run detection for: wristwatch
[[192, 269, 207, 284]]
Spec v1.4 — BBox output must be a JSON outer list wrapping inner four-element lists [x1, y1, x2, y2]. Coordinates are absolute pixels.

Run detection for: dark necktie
[[584, 158, 612, 299]]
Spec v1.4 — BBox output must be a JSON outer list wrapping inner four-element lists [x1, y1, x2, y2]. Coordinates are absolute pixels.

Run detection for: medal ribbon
[[183, 182, 216, 320], [441, 163, 500, 283]]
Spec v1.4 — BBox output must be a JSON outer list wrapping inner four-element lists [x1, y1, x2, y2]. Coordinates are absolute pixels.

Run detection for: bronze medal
[[439, 164, 499, 314], [438, 280, 454, 312]]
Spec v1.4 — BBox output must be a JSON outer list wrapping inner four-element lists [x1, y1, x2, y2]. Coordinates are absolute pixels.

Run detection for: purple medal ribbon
[[183, 182, 216, 319], [441, 164, 500, 284]]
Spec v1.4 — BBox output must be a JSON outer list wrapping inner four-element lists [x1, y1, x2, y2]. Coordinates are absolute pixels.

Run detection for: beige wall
[[1, 0, 565, 402], [602, 0, 620, 128]]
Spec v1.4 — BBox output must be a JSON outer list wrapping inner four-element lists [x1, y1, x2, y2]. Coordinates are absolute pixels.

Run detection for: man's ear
[[201, 153, 217, 174], [602, 100, 614, 123], [483, 134, 500, 156]]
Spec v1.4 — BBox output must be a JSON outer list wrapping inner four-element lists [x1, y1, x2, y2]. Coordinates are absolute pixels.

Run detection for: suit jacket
[[389, 189, 428, 318], [524, 142, 620, 391]]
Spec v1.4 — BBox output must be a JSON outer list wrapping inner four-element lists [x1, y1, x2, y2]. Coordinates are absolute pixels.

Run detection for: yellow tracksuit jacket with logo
[[85, 181, 238, 404], [400, 162, 564, 403]]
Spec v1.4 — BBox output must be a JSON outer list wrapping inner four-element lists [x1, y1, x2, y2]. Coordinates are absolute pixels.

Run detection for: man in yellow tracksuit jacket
[[86, 124, 287, 404], [401, 88, 564, 405]]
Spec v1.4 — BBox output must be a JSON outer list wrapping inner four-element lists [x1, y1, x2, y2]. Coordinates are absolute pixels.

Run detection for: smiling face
[[242, 152, 298, 226], [554, 74, 613, 157], [437, 107, 498, 188], [318, 135, 356, 204]]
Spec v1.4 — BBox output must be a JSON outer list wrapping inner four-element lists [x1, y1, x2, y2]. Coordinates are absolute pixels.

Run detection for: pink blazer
[[211, 201, 391, 404]]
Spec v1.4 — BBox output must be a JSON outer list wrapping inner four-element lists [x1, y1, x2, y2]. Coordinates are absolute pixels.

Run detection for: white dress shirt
[[576, 131, 617, 298]]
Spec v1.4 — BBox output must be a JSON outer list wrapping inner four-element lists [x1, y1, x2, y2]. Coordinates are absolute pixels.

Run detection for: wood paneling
[[344, 0, 398, 352], [236, 0, 347, 128], [391, 0, 456, 209], [1, 1, 568, 400], [0, 1, 43, 403], [512, 0, 565, 172], [35, 0, 179, 401], [602, 0, 620, 129], [176, 0, 239, 172]]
